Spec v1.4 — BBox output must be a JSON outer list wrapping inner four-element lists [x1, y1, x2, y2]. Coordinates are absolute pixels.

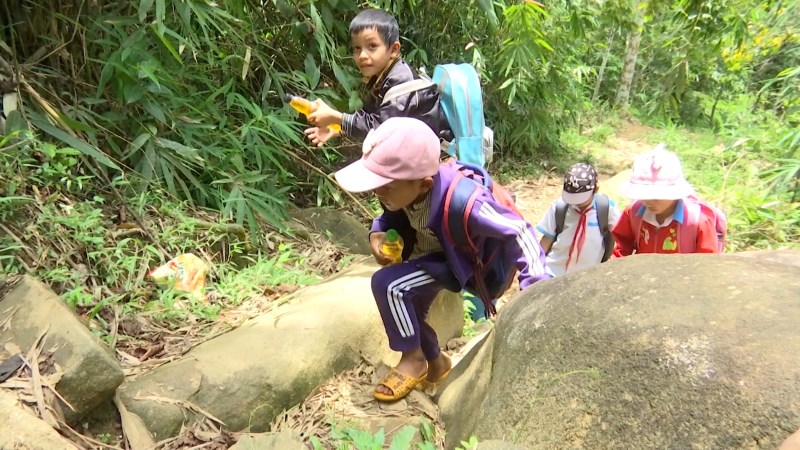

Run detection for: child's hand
[[304, 126, 339, 147], [369, 232, 394, 266], [307, 99, 343, 128]]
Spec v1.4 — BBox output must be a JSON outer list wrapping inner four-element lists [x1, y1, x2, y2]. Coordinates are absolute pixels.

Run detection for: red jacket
[[612, 201, 719, 256]]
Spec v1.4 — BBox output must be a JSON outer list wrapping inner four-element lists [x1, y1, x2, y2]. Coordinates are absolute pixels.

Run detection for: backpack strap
[[678, 199, 701, 253], [454, 160, 492, 190], [628, 200, 645, 253], [443, 173, 482, 255], [554, 200, 568, 238], [381, 79, 436, 106], [594, 194, 614, 262]]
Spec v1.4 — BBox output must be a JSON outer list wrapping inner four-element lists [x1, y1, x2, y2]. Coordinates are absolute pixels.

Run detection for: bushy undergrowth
[[634, 97, 799, 251], [0, 130, 335, 337]]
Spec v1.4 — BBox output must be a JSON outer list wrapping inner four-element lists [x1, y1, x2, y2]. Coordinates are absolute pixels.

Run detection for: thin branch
[[282, 146, 374, 220]]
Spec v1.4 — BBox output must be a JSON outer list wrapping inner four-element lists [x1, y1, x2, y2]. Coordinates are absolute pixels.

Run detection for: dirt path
[[509, 121, 657, 227]]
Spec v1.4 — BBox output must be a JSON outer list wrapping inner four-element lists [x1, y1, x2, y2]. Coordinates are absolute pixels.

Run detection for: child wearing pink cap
[[335, 117, 548, 402], [612, 145, 720, 255]]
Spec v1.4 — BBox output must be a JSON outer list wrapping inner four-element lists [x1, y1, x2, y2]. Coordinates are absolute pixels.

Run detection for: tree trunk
[[615, 1, 643, 111], [592, 29, 616, 103]]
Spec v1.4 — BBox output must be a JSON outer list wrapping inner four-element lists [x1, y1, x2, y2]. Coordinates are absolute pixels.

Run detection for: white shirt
[[536, 197, 621, 277]]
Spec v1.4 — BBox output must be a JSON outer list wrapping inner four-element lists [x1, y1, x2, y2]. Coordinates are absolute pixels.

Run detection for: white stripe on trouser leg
[[386, 270, 427, 337], [386, 270, 436, 338], [479, 203, 547, 278], [389, 271, 436, 338]]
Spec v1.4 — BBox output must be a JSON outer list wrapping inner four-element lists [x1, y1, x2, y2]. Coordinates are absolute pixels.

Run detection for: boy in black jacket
[[305, 8, 449, 147]]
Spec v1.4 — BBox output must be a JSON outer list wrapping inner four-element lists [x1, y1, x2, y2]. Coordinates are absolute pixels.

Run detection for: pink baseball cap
[[622, 144, 694, 200], [334, 117, 440, 193]]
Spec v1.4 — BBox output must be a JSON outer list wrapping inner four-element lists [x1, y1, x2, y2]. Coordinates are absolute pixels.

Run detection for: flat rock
[[117, 260, 463, 439], [0, 276, 124, 424], [292, 207, 371, 255], [0, 389, 79, 449]]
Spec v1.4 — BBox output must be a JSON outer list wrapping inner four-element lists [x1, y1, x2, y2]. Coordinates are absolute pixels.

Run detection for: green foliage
[[4, 0, 366, 237], [214, 243, 320, 306], [319, 418, 442, 450], [0, 131, 324, 334], [457, 436, 480, 450], [462, 298, 490, 339]]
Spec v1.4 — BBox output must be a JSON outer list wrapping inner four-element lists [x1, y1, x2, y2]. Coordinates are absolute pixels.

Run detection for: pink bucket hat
[[622, 144, 694, 200], [334, 117, 440, 193]]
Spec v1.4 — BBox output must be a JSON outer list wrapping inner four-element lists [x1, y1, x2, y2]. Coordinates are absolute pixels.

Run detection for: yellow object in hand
[[284, 94, 341, 132], [380, 229, 404, 265]]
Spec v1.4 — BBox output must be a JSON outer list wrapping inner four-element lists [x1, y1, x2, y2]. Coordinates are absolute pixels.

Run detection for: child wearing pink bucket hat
[[335, 117, 548, 402], [612, 144, 722, 255]]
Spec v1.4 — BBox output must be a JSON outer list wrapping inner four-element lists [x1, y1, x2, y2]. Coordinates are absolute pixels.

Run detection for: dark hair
[[349, 9, 399, 47]]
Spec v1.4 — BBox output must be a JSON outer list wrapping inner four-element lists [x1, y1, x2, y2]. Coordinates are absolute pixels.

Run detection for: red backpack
[[629, 195, 727, 253]]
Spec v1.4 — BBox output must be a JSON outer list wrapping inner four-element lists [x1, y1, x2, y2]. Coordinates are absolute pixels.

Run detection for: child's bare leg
[[418, 320, 451, 382], [427, 352, 451, 381], [374, 347, 427, 396]]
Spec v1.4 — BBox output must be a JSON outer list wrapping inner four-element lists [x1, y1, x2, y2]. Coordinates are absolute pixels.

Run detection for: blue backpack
[[441, 161, 521, 316], [382, 63, 493, 167]]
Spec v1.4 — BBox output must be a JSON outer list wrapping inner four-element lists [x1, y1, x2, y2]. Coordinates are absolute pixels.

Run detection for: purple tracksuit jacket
[[370, 164, 549, 293]]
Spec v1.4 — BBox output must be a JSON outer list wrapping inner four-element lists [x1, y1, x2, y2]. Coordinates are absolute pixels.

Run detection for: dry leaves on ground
[[272, 361, 446, 448]]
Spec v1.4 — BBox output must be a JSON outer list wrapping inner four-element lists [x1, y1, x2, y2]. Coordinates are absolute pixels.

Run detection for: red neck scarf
[[566, 205, 593, 270]]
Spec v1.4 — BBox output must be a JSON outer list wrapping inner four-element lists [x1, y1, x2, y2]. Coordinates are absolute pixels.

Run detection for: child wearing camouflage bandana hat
[[536, 163, 621, 277]]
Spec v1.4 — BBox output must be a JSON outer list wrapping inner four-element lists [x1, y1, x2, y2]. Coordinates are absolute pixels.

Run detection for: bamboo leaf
[[241, 46, 252, 80], [157, 138, 204, 165], [29, 115, 120, 170], [149, 24, 183, 65], [304, 53, 320, 89], [155, 0, 166, 34], [142, 99, 167, 123], [138, 0, 155, 22], [125, 133, 151, 158]]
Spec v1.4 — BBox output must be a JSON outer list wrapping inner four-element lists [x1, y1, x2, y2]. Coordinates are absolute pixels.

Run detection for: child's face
[[351, 28, 400, 79], [574, 196, 594, 211], [373, 179, 432, 211], [642, 199, 679, 216]]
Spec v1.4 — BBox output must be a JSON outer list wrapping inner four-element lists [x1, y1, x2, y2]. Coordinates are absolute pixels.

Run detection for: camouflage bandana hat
[[562, 163, 598, 205]]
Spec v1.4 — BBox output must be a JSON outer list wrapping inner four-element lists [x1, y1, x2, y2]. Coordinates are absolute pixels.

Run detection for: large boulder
[[473, 254, 800, 449], [0, 276, 124, 424], [427, 290, 464, 345], [437, 329, 495, 450], [291, 207, 371, 255], [117, 260, 463, 440], [0, 390, 79, 449], [733, 248, 800, 268]]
